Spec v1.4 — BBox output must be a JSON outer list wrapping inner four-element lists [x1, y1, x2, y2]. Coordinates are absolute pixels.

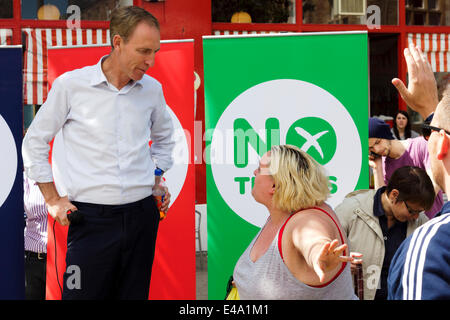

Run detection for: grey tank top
[[233, 208, 358, 300]]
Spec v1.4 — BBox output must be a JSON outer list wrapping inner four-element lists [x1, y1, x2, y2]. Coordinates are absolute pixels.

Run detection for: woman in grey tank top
[[233, 145, 358, 300]]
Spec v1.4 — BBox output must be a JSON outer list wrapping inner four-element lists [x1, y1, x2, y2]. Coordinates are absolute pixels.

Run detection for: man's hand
[[369, 153, 382, 169], [37, 182, 77, 226], [349, 252, 363, 275], [369, 155, 385, 189], [160, 187, 171, 213], [391, 43, 438, 120], [47, 196, 78, 226]]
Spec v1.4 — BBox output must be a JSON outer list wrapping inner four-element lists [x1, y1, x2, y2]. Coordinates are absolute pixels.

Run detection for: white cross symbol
[[294, 127, 329, 160]]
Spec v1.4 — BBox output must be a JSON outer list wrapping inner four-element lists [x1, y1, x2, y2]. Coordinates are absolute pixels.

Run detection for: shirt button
[[384, 236, 387, 241]]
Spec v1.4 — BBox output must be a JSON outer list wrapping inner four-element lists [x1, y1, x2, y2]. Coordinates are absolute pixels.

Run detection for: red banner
[[45, 41, 195, 299]]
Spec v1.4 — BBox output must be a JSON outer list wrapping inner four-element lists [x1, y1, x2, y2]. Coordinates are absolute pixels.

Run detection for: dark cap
[[369, 117, 394, 140]]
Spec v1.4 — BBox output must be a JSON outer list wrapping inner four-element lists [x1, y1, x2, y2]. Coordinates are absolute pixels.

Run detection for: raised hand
[[391, 43, 438, 120]]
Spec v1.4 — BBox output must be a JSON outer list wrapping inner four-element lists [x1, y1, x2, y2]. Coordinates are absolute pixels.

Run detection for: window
[[0, 0, 13, 19], [21, 0, 133, 21], [212, 0, 296, 23], [369, 34, 399, 118], [303, 0, 398, 25], [406, 0, 450, 25]]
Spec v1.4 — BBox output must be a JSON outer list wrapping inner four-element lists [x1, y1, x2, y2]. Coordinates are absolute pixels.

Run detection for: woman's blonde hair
[[269, 145, 330, 212]]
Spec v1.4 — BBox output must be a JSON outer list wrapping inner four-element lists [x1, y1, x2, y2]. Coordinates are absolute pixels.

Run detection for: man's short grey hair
[[109, 6, 159, 49]]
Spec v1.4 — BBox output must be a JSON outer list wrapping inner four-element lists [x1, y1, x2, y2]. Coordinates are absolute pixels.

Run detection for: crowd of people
[[20, 5, 448, 300], [231, 44, 449, 300]]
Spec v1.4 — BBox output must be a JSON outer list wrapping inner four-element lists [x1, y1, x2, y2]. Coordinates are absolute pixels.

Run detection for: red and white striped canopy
[[0, 29, 12, 45], [213, 30, 449, 74], [23, 28, 110, 105], [213, 30, 280, 36], [20, 29, 450, 105], [407, 33, 449, 73]]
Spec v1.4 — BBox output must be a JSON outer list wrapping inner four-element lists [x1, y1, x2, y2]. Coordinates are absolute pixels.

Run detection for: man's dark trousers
[[62, 195, 160, 299]]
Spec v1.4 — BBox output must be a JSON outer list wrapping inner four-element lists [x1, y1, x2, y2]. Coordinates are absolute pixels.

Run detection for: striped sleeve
[[388, 213, 450, 300]]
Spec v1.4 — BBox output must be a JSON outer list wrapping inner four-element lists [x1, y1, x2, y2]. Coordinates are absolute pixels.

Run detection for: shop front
[[0, 0, 449, 203]]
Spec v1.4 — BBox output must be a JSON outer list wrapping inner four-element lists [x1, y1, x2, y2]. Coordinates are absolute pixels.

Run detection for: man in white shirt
[[22, 6, 174, 299]]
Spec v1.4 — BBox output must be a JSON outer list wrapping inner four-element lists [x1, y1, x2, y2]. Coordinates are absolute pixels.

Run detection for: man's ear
[[437, 130, 449, 160], [112, 34, 122, 51]]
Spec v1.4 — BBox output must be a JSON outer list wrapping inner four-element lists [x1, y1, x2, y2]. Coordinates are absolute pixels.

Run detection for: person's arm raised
[[391, 44, 438, 120]]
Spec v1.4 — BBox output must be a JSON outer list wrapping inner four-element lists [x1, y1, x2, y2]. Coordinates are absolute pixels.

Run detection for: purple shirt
[[382, 137, 444, 219], [24, 172, 48, 253]]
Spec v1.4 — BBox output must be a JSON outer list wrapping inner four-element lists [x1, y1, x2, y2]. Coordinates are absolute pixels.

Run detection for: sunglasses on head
[[421, 123, 450, 141]]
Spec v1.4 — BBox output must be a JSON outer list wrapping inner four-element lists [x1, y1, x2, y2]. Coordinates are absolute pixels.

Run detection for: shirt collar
[[90, 55, 144, 89], [442, 201, 450, 213], [373, 186, 387, 217], [90, 55, 109, 87]]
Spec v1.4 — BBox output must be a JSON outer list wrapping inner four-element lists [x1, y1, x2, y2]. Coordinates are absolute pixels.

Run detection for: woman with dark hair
[[391, 110, 419, 140], [335, 166, 433, 300]]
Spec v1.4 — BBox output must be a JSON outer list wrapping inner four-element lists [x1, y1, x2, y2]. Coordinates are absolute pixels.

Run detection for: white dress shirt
[[22, 56, 174, 205]]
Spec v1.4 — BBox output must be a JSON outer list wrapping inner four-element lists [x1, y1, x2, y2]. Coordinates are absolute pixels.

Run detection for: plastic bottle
[[153, 168, 167, 220]]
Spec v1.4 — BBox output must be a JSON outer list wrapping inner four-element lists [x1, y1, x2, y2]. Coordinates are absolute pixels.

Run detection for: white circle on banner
[[163, 105, 189, 206], [0, 115, 18, 208], [210, 79, 362, 228]]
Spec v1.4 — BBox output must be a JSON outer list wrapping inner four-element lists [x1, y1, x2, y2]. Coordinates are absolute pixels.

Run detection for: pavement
[[196, 251, 208, 300]]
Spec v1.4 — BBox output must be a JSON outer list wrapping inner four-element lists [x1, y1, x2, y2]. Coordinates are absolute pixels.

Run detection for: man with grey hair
[[388, 45, 450, 300], [22, 6, 174, 299]]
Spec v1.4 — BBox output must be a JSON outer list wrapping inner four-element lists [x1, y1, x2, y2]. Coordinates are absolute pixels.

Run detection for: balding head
[[432, 87, 450, 130]]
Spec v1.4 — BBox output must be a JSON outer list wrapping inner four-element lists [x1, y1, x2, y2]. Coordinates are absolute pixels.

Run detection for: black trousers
[[25, 251, 47, 300], [62, 195, 159, 300]]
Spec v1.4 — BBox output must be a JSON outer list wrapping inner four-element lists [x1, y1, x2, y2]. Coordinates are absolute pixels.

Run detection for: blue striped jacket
[[388, 203, 450, 300]]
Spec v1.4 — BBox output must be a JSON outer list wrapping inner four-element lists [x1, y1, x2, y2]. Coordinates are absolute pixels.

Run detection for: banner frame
[[48, 39, 195, 51], [203, 31, 369, 299], [44, 42, 196, 300], [203, 30, 368, 40]]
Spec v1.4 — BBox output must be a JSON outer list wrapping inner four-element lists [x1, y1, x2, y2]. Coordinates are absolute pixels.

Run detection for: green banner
[[203, 32, 369, 299]]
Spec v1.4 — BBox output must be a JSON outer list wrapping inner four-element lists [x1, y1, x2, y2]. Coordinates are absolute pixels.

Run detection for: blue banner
[[0, 46, 24, 299]]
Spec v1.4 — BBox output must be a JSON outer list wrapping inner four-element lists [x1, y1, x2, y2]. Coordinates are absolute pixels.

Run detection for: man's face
[[428, 114, 444, 191], [115, 21, 160, 82], [369, 138, 391, 157]]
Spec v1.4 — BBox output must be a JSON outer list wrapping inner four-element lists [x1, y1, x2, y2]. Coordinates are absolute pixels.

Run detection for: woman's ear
[[269, 184, 276, 195], [388, 189, 399, 203]]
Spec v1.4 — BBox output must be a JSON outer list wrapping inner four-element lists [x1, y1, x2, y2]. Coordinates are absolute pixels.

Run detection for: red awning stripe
[[214, 32, 449, 72], [0, 29, 12, 45], [407, 33, 449, 73], [23, 28, 110, 105], [213, 30, 280, 36]]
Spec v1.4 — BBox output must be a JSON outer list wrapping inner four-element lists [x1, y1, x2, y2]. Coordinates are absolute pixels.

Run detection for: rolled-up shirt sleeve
[[22, 76, 69, 183], [149, 87, 175, 172]]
